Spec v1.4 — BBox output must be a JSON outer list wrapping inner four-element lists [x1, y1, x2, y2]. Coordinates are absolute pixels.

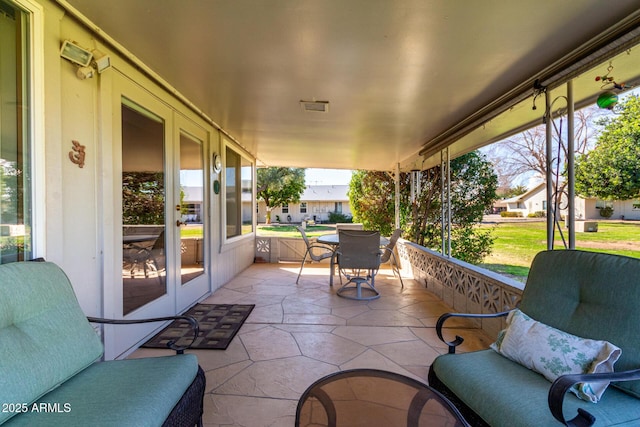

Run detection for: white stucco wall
[[30, 0, 255, 358]]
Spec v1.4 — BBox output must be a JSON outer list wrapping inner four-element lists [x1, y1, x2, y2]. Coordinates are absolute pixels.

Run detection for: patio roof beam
[[419, 11, 640, 160]]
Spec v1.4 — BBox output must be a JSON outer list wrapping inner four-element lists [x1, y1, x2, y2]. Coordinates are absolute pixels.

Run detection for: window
[[0, 1, 32, 264], [300, 202, 307, 214], [595, 200, 613, 209], [225, 145, 254, 238], [335, 202, 342, 213], [282, 204, 289, 214], [633, 201, 640, 211], [542, 200, 547, 210]]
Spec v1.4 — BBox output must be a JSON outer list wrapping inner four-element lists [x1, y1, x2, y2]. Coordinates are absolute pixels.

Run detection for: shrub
[[599, 206, 614, 218], [527, 211, 545, 218], [328, 212, 352, 223], [500, 211, 523, 218]]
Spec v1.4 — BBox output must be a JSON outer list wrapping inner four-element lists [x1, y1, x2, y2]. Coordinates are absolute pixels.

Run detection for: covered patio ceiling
[[62, 0, 640, 172]]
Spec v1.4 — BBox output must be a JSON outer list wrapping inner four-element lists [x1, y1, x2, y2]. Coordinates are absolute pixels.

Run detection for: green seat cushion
[[520, 250, 640, 398], [4, 354, 199, 427], [432, 350, 640, 427], [0, 262, 103, 424]]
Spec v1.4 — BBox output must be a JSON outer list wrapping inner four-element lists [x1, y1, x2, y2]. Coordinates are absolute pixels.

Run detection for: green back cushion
[[0, 262, 103, 424], [519, 250, 640, 398]]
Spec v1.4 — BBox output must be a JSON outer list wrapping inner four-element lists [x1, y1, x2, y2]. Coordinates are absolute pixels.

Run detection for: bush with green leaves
[[501, 211, 523, 218], [349, 151, 498, 264], [328, 212, 352, 223], [599, 206, 614, 218], [527, 211, 545, 218]]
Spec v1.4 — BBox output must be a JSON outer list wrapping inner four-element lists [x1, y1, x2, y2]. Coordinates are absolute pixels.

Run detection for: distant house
[[181, 186, 204, 223], [500, 183, 640, 220], [502, 183, 547, 217], [574, 198, 640, 221], [257, 185, 351, 223]]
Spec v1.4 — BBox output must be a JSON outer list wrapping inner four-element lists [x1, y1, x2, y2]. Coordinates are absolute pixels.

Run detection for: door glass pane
[[0, 1, 32, 264], [121, 101, 166, 315], [179, 132, 204, 285]]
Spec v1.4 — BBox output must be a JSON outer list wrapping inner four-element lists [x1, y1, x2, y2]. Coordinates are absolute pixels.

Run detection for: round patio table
[[295, 368, 470, 427]]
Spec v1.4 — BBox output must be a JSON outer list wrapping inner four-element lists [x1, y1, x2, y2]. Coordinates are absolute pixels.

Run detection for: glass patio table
[[295, 368, 470, 427]]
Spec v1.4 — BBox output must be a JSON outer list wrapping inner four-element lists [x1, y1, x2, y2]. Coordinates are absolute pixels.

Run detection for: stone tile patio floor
[[130, 262, 494, 427]]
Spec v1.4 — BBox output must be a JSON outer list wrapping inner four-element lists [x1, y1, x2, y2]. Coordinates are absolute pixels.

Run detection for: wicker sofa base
[[163, 365, 206, 427]]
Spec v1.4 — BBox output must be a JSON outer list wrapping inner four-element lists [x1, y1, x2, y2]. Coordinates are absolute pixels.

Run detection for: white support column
[[440, 148, 451, 257], [440, 151, 446, 255], [545, 89, 554, 250], [395, 163, 401, 230], [410, 170, 422, 203], [567, 80, 576, 249], [446, 148, 451, 257]]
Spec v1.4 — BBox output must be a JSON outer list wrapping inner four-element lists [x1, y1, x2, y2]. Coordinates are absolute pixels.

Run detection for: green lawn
[[254, 220, 640, 282], [257, 224, 336, 238], [479, 221, 640, 280]]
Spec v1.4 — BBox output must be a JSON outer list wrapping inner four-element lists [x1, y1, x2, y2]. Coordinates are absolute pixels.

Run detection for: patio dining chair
[[380, 228, 404, 288], [122, 230, 165, 278], [336, 230, 382, 300], [296, 226, 335, 284]]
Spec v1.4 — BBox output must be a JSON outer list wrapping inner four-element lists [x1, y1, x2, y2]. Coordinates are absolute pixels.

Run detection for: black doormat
[[143, 304, 254, 350]]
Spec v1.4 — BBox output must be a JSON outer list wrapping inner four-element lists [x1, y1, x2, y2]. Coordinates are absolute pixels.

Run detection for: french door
[[106, 73, 210, 358]]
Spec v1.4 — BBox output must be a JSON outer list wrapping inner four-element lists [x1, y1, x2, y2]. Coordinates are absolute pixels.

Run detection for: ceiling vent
[[300, 100, 329, 113]]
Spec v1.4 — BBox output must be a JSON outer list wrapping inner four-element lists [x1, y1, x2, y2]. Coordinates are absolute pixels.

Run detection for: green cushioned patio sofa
[[429, 250, 640, 426], [0, 261, 205, 426]]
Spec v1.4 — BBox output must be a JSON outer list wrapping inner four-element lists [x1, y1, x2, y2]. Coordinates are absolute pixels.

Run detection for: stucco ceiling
[[63, 0, 640, 172]]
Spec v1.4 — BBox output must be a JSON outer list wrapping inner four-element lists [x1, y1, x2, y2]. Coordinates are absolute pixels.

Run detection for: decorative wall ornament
[[69, 140, 86, 168]]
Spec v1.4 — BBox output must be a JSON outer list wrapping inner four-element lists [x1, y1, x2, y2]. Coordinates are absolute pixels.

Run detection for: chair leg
[[296, 251, 310, 284], [330, 251, 342, 286], [337, 276, 380, 300], [390, 253, 404, 288]]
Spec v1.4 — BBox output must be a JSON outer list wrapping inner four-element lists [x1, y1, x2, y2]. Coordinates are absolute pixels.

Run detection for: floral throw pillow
[[490, 309, 621, 402]]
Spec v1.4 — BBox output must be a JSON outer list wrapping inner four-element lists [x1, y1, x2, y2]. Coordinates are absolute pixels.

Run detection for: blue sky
[[305, 168, 353, 186]]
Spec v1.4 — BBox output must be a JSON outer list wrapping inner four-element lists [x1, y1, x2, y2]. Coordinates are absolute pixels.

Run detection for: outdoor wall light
[[92, 49, 112, 73], [60, 41, 112, 80], [60, 40, 93, 67], [76, 66, 94, 80]]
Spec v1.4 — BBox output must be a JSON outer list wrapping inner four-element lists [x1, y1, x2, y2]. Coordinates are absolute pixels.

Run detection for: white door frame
[[102, 72, 214, 359]]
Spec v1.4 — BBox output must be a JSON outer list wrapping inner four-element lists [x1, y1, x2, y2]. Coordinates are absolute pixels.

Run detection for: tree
[[483, 107, 603, 196], [575, 95, 640, 201], [349, 171, 410, 237], [349, 151, 498, 264], [257, 167, 306, 223], [122, 172, 165, 225], [497, 184, 528, 199]]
